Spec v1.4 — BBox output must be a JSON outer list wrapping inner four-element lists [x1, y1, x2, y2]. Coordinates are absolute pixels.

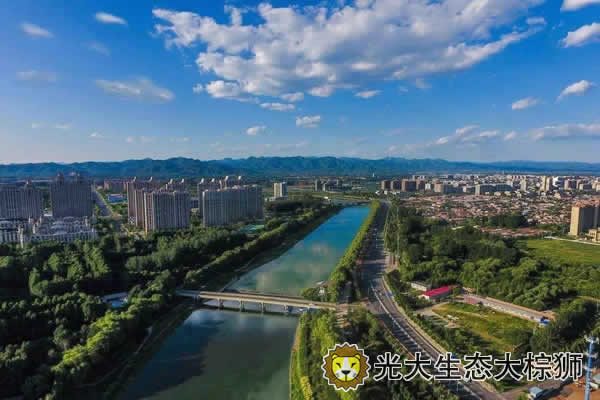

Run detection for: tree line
[[0, 200, 338, 399]]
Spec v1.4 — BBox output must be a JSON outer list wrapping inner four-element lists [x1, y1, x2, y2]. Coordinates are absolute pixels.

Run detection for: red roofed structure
[[421, 285, 454, 301]]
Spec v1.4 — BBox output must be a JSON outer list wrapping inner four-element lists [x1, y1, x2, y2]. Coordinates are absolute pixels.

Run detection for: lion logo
[[322, 342, 370, 391]]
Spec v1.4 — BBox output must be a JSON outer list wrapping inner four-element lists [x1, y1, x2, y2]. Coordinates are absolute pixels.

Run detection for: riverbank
[[103, 205, 344, 400], [327, 201, 380, 302], [221, 205, 344, 290]]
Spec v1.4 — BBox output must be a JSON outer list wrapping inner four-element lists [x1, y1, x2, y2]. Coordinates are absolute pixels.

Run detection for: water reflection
[[120, 207, 369, 400]]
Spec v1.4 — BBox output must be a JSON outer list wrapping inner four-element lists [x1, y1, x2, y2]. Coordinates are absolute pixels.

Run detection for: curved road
[[359, 201, 503, 400]]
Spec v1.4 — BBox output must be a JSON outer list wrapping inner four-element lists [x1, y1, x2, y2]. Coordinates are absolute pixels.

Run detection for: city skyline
[[2, 0, 600, 163]]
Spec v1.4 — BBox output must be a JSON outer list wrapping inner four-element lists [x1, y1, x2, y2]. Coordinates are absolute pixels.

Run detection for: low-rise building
[[420, 285, 454, 301], [0, 220, 20, 244], [18, 216, 98, 247]]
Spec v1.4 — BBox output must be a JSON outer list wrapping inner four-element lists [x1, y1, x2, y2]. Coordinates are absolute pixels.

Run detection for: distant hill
[[0, 157, 599, 179]]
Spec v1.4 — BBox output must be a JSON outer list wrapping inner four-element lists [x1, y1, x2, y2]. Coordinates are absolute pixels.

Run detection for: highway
[[359, 201, 503, 400]]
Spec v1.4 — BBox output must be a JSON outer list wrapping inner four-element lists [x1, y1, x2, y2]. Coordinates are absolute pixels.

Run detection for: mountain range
[[0, 157, 599, 179]]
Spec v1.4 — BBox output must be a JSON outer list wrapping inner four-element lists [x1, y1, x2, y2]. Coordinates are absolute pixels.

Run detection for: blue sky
[[1, 0, 599, 163]]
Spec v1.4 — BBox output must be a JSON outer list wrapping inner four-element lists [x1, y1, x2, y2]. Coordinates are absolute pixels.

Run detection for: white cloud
[[504, 131, 517, 140], [247, 125, 266, 136], [16, 70, 57, 82], [414, 78, 431, 90], [309, 85, 335, 98], [558, 80, 595, 100], [561, 0, 600, 11], [461, 130, 500, 143], [511, 97, 539, 110], [296, 115, 322, 128], [355, 90, 381, 99], [411, 126, 506, 151], [398, 86, 409, 93], [125, 136, 135, 143], [192, 84, 204, 93], [561, 23, 600, 47], [95, 12, 127, 25], [95, 78, 174, 102], [153, 1, 543, 99], [88, 42, 110, 55], [202, 80, 256, 102], [260, 102, 295, 111], [455, 125, 479, 136], [526, 17, 546, 25], [31, 122, 71, 129], [140, 136, 155, 143], [352, 62, 377, 71], [90, 132, 104, 139], [281, 92, 304, 102], [21, 22, 53, 38], [532, 123, 600, 140]]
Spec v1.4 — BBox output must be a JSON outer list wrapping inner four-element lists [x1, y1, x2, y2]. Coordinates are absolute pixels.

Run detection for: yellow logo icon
[[321, 342, 370, 391]]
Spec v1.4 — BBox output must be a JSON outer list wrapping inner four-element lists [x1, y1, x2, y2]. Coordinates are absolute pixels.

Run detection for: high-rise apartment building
[[50, 173, 92, 218], [401, 179, 417, 192], [564, 179, 577, 190], [274, 182, 288, 198], [143, 190, 190, 233], [0, 181, 43, 220], [103, 179, 126, 192], [165, 178, 186, 191], [475, 184, 494, 196], [314, 179, 323, 192], [381, 180, 391, 191], [540, 176, 554, 192], [520, 179, 528, 191], [126, 177, 162, 227], [434, 183, 453, 194], [569, 202, 600, 236], [203, 185, 264, 227]]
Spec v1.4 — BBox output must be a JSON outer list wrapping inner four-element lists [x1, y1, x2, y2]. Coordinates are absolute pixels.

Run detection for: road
[[358, 201, 503, 400], [92, 187, 113, 217]]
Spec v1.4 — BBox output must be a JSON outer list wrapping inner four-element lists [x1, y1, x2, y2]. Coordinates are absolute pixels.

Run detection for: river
[[120, 206, 369, 400]]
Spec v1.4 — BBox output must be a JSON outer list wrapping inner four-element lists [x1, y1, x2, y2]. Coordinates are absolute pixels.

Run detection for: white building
[[274, 182, 288, 198], [18, 216, 98, 247]]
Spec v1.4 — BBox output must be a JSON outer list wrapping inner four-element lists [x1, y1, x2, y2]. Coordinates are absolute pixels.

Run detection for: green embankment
[[327, 201, 380, 302], [290, 309, 459, 400]]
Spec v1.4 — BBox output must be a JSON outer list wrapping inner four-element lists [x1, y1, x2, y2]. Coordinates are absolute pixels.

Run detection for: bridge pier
[[217, 299, 223, 309], [284, 305, 291, 314], [240, 300, 245, 312], [261, 302, 265, 313]]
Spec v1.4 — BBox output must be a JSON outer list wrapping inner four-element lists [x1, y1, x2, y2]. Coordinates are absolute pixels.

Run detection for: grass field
[[433, 302, 535, 354], [523, 239, 600, 265]]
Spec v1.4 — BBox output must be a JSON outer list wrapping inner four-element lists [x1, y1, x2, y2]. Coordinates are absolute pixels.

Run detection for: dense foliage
[[384, 202, 600, 310], [471, 213, 528, 228], [384, 201, 600, 359], [265, 197, 324, 213], [291, 309, 459, 400], [0, 201, 336, 399], [327, 202, 380, 302]]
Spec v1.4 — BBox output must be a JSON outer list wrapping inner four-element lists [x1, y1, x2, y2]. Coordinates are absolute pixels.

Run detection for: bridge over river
[[176, 289, 337, 312]]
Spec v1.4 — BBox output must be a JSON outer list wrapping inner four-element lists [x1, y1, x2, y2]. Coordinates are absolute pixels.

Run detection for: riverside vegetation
[[0, 197, 339, 399]]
